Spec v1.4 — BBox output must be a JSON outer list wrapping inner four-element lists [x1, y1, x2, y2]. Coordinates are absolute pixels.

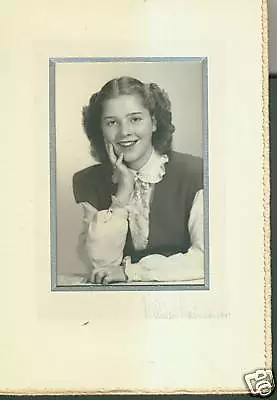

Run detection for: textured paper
[[0, 0, 270, 394]]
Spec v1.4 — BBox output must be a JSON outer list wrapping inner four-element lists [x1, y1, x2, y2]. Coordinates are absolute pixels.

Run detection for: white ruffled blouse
[[72, 150, 204, 283], [124, 151, 169, 251]]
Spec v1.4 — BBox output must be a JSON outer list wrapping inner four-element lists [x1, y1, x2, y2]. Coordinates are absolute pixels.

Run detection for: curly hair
[[82, 76, 175, 164]]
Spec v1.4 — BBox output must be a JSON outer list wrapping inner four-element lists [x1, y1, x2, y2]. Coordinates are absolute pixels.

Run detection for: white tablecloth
[[57, 274, 205, 286]]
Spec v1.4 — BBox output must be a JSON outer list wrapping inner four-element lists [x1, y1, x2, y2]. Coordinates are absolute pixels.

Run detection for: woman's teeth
[[118, 140, 138, 147]]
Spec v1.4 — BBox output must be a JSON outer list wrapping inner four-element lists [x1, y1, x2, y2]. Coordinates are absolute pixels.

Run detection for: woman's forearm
[[78, 202, 128, 275], [125, 247, 204, 282]]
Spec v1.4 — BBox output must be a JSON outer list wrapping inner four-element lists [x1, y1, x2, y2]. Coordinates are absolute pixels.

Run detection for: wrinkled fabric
[[76, 151, 204, 282]]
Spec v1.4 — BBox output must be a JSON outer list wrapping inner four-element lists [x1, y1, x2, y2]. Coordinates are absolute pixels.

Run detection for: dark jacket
[[73, 151, 203, 262]]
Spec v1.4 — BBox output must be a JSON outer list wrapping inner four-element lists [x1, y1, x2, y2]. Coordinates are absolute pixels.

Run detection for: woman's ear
[[152, 116, 157, 133]]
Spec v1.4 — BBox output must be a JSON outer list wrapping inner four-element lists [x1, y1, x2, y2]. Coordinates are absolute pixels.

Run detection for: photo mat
[[0, 0, 271, 395]]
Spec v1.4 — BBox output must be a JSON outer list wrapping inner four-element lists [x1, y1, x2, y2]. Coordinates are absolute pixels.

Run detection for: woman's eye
[[106, 120, 117, 127], [130, 116, 142, 123]]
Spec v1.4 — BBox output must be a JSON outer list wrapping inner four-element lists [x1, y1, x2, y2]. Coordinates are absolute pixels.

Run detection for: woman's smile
[[117, 138, 140, 150]]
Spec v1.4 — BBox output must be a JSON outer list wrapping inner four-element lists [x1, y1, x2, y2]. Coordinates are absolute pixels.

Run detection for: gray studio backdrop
[[54, 60, 205, 276]]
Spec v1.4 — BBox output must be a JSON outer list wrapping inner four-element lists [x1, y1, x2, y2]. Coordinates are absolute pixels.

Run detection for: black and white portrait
[[1, 0, 270, 395], [51, 58, 208, 289]]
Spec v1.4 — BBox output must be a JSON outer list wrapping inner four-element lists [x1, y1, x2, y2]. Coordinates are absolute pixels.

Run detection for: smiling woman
[[101, 95, 155, 171], [72, 76, 204, 285]]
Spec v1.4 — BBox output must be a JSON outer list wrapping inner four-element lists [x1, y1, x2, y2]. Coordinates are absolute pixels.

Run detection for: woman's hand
[[107, 143, 135, 206], [91, 265, 127, 284]]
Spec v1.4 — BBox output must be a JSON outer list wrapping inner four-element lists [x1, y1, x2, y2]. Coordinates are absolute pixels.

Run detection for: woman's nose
[[118, 121, 130, 137]]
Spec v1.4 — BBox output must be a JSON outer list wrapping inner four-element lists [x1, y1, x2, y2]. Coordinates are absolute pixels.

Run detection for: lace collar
[[129, 149, 169, 184]]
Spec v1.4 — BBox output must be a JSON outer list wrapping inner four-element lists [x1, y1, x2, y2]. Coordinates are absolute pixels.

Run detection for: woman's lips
[[117, 139, 139, 149]]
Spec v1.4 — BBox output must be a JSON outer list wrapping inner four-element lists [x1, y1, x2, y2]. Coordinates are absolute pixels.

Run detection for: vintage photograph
[[1, 0, 270, 395], [51, 58, 208, 289]]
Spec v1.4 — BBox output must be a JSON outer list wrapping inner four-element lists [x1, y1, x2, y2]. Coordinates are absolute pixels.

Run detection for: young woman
[[73, 76, 204, 284]]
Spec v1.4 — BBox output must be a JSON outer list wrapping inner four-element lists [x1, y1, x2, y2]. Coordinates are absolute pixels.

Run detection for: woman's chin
[[123, 155, 137, 165]]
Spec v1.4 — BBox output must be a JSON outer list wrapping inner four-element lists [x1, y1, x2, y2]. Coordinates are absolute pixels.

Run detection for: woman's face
[[100, 94, 156, 170]]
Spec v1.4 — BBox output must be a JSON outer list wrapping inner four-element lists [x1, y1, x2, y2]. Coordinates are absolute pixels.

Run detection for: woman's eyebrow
[[102, 115, 117, 120], [103, 111, 143, 119], [127, 111, 143, 116]]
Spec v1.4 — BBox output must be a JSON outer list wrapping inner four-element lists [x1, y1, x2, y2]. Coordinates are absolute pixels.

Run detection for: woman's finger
[[92, 269, 107, 284], [96, 270, 107, 284], [115, 153, 124, 168], [103, 268, 127, 284], [107, 142, 117, 165], [90, 268, 98, 283], [102, 274, 112, 285]]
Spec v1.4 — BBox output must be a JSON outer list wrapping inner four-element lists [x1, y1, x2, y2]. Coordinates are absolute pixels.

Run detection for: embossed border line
[[49, 57, 210, 292]]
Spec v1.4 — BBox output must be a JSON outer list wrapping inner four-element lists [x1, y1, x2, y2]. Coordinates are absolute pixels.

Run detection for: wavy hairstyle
[[82, 76, 175, 164]]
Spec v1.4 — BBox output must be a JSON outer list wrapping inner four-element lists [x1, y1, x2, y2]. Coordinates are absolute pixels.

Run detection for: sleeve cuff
[[110, 206, 128, 218], [125, 262, 143, 282]]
